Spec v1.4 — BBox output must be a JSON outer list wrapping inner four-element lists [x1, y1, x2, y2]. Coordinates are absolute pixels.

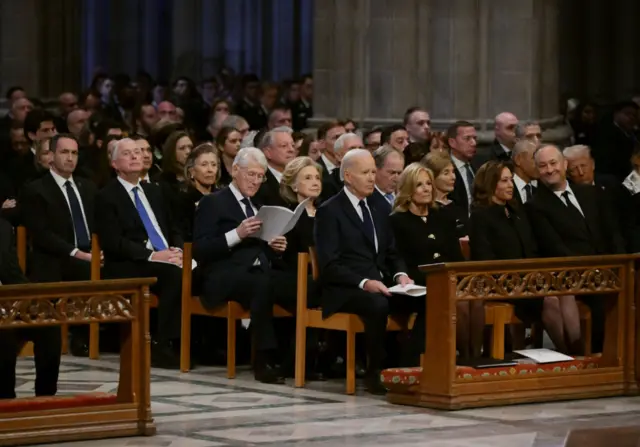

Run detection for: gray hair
[[512, 139, 537, 158], [221, 114, 249, 129], [233, 147, 268, 171], [515, 121, 540, 139], [340, 148, 372, 182], [259, 126, 293, 150], [563, 144, 591, 160], [372, 145, 403, 169], [111, 137, 135, 161], [334, 132, 360, 153]]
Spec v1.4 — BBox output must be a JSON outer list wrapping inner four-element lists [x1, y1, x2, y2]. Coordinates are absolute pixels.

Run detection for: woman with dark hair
[[570, 101, 598, 147], [211, 99, 232, 115], [297, 133, 321, 161], [469, 160, 576, 353], [215, 126, 242, 186], [154, 130, 193, 220]]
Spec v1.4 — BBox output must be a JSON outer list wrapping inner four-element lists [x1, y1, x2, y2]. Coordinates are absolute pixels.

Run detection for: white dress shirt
[[513, 174, 537, 204], [343, 187, 406, 289], [321, 153, 336, 174], [117, 177, 169, 252], [450, 154, 473, 206], [268, 165, 283, 183], [499, 143, 512, 155], [49, 170, 90, 256], [224, 183, 261, 265], [553, 183, 584, 217], [375, 185, 394, 204]]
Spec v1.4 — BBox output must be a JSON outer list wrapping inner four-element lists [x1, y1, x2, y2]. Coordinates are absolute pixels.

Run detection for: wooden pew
[[0, 278, 156, 445], [385, 254, 639, 410]]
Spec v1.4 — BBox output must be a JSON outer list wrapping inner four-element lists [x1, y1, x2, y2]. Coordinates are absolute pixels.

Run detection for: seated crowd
[[0, 78, 639, 398]]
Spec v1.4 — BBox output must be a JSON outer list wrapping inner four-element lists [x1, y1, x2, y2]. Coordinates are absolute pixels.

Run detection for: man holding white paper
[[193, 147, 294, 385], [314, 149, 419, 395]]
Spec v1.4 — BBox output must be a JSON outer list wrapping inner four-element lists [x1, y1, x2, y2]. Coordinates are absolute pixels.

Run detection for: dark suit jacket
[[314, 189, 406, 316], [20, 172, 97, 281], [193, 187, 277, 308], [369, 188, 392, 216], [0, 218, 28, 285], [254, 169, 288, 207], [473, 140, 512, 168], [525, 183, 625, 257], [594, 173, 619, 192], [95, 178, 183, 277], [317, 157, 342, 201], [390, 209, 463, 286], [469, 203, 538, 261], [291, 100, 312, 131], [449, 166, 470, 215], [236, 100, 267, 130]]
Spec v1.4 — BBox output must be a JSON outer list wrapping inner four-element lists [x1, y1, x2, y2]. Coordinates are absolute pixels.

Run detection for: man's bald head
[[494, 112, 519, 149], [58, 92, 78, 116]]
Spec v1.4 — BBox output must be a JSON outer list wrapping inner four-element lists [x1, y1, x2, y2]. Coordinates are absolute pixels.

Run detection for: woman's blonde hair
[[33, 138, 51, 172], [280, 156, 323, 204], [421, 151, 453, 178], [393, 162, 436, 213]]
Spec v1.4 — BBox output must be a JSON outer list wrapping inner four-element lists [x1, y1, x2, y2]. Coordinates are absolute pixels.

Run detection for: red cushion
[[0, 392, 118, 413], [381, 358, 603, 392]]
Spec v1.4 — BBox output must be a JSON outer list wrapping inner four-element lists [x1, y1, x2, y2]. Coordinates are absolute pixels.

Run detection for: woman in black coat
[[469, 160, 578, 354]]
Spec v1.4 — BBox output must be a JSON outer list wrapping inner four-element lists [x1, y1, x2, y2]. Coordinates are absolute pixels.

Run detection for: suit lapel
[[571, 186, 599, 237], [223, 187, 249, 222], [452, 167, 469, 210], [42, 173, 73, 224], [141, 183, 169, 238], [338, 191, 376, 250], [75, 178, 94, 231]]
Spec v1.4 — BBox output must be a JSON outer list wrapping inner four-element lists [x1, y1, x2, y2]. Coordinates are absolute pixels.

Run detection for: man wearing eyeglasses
[[194, 147, 292, 385]]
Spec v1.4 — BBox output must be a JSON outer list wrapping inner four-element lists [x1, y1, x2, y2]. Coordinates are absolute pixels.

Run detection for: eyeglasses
[[241, 169, 267, 183]]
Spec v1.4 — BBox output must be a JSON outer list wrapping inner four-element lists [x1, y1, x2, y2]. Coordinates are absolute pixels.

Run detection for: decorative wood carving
[[455, 268, 621, 300]]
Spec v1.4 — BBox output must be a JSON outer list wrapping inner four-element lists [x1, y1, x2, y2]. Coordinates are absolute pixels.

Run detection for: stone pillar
[[0, 0, 41, 96], [171, 0, 203, 80], [311, 0, 569, 143]]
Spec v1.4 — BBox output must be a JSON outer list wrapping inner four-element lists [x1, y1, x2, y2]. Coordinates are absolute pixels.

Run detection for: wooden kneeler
[[295, 249, 408, 395], [179, 242, 293, 377]]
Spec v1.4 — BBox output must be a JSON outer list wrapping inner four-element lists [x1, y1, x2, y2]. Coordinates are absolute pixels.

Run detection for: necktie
[[561, 191, 583, 218], [358, 200, 376, 247], [64, 181, 90, 250], [524, 184, 533, 202], [241, 197, 255, 217], [133, 186, 167, 251], [464, 164, 475, 191], [384, 193, 394, 204]]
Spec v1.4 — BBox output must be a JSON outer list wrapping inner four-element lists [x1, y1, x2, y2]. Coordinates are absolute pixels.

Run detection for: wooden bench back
[[16, 225, 27, 274]]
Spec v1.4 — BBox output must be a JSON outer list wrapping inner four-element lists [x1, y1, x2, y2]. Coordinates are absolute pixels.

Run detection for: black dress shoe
[[364, 371, 387, 396], [69, 333, 90, 357], [151, 341, 181, 370], [254, 363, 285, 384]]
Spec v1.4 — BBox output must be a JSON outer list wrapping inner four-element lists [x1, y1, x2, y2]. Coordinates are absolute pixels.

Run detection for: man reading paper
[[314, 149, 423, 395], [193, 147, 297, 385]]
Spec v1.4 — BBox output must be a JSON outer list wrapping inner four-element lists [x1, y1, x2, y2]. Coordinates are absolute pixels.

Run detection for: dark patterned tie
[[64, 181, 90, 250], [359, 200, 375, 246]]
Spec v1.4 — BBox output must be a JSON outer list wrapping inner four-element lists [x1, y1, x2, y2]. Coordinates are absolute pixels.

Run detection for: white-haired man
[[95, 138, 184, 369], [193, 147, 293, 385], [255, 126, 296, 206], [321, 132, 363, 200], [314, 149, 416, 395]]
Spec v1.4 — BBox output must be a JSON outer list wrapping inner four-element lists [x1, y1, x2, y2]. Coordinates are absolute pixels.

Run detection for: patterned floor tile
[[166, 391, 310, 409]]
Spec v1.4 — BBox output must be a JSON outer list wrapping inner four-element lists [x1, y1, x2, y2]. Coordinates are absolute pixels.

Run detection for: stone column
[[311, 0, 569, 143], [171, 0, 203, 80]]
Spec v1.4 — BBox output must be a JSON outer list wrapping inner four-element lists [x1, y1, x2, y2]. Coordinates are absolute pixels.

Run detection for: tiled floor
[[15, 355, 640, 446]]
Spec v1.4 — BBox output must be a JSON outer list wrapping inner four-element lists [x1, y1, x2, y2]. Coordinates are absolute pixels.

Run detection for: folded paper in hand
[[251, 198, 310, 241], [388, 284, 427, 297]]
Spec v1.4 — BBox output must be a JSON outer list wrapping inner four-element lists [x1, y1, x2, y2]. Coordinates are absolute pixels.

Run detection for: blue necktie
[[64, 181, 90, 250], [358, 200, 376, 247], [133, 186, 167, 251], [384, 193, 394, 204]]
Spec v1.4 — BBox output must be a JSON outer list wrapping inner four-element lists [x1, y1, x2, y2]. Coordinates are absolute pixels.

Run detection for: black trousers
[[0, 326, 61, 399], [335, 290, 424, 372], [105, 261, 182, 342]]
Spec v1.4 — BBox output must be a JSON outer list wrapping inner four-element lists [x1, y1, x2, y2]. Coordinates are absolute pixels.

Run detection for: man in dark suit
[[314, 149, 415, 394], [371, 146, 405, 214], [526, 144, 625, 354], [511, 140, 538, 206], [95, 138, 184, 369], [291, 74, 313, 131], [315, 121, 345, 192], [563, 144, 619, 191], [319, 132, 363, 201], [193, 147, 292, 384], [20, 133, 98, 356], [0, 218, 61, 399], [255, 127, 296, 206], [447, 121, 479, 215], [235, 74, 266, 130], [474, 112, 518, 166]]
